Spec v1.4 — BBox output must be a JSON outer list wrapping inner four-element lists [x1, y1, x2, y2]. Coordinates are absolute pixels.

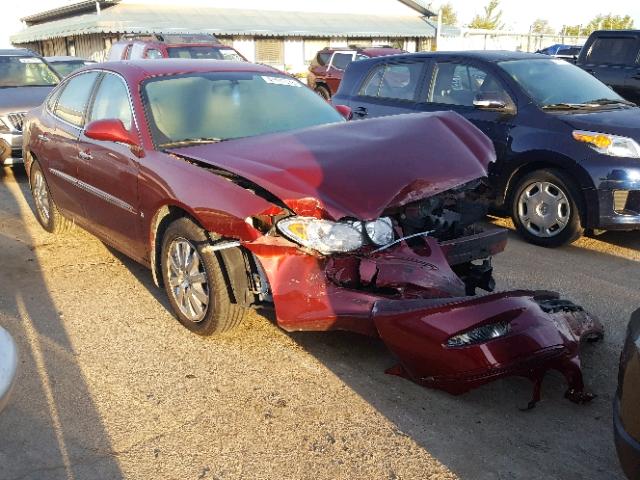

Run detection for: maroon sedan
[[23, 60, 603, 406]]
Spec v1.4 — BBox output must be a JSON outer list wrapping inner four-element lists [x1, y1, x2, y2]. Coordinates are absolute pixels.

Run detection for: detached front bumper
[[0, 131, 24, 166], [373, 291, 603, 407]]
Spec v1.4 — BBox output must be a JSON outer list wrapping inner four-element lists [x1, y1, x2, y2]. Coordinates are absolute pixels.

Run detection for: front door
[[46, 71, 100, 221], [415, 60, 515, 161], [75, 72, 144, 259]]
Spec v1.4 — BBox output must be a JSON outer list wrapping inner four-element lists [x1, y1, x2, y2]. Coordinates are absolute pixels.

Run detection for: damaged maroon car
[[23, 60, 603, 407]]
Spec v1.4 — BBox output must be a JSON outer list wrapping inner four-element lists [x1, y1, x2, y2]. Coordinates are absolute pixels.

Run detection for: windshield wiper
[[541, 103, 592, 110], [584, 98, 636, 107], [160, 137, 224, 148]]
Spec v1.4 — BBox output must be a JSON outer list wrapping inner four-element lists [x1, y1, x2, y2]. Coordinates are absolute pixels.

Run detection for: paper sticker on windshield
[[260, 76, 302, 87], [18, 58, 43, 64]]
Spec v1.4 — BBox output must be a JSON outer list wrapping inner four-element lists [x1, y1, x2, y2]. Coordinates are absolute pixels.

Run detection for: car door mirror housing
[[85, 119, 138, 146], [334, 104, 353, 120]]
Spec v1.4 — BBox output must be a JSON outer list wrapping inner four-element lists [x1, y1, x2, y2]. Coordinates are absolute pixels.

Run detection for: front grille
[[7, 112, 26, 132]]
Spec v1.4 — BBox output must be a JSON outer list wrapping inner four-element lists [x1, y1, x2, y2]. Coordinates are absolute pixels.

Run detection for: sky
[[3, 0, 640, 48]]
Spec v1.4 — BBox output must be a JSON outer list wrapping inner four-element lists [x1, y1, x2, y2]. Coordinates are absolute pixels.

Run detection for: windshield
[[498, 58, 626, 108], [167, 46, 243, 60], [0, 56, 59, 87], [50, 61, 87, 77], [143, 71, 344, 147]]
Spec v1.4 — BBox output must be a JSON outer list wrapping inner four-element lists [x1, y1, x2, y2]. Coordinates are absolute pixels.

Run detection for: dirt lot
[[0, 165, 638, 480]]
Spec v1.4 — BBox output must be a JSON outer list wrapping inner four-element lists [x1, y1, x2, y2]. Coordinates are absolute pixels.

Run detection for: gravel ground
[[0, 165, 638, 480]]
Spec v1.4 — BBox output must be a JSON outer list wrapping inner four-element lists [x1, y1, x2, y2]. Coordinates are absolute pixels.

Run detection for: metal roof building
[[11, 0, 440, 71]]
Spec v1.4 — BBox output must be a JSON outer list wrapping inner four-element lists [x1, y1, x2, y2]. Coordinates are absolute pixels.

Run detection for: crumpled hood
[[559, 107, 640, 140], [0, 86, 53, 115], [169, 111, 496, 220]]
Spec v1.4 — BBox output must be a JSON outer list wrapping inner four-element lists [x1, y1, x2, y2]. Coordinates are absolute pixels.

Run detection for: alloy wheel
[[167, 238, 209, 322], [32, 170, 51, 224]]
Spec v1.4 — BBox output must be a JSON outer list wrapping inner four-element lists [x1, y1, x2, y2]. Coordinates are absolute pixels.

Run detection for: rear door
[[46, 71, 100, 221], [347, 60, 426, 118], [580, 34, 640, 102], [75, 72, 144, 258], [415, 59, 516, 160]]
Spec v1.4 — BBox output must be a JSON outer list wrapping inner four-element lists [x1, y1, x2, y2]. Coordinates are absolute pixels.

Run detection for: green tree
[[531, 18, 554, 34], [563, 14, 634, 36], [469, 0, 504, 30], [427, 2, 458, 26]]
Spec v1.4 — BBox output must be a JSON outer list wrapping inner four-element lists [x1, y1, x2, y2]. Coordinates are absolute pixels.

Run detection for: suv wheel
[[315, 85, 331, 100], [161, 217, 249, 335], [511, 169, 584, 247]]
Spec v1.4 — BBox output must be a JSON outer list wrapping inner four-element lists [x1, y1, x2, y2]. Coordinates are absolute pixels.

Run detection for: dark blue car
[[332, 51, 640, 247]]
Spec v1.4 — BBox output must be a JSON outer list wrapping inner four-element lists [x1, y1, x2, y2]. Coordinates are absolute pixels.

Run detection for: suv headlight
[[0, 118, 9, 134], [573, 130, 640, 158], [277, 216, 394, 254]]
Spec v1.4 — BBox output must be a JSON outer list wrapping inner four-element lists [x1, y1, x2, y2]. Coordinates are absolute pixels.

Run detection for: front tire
[[161, 217, 248, 335], [511, 169, 583, 247], [30, 161, 73, 234], [315, 85, 331, 100]]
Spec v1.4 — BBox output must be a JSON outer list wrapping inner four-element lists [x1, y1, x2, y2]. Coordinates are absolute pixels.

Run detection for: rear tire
[[510, 169, 583, 247], [161, 217, 248, 335], [315, 85, 331, 100], [29, 160, 73, 234]]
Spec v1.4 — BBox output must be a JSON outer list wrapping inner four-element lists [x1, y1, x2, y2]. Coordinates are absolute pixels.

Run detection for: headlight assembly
[[573, 130, 640, 158], [277, 216, 395, 254], [0, 118, 9, 134], [446, 320, 511, 348], [277, 216, 365, 254]]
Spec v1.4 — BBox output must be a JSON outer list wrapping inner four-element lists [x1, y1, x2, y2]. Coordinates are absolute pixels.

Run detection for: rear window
[[0, 56, 59, 87], [331, 53, 354, 70], [316, 52, 331, 66], [586, 37, 639, 64], [167, 46, 225, 59], [359, 62, 423, 101]]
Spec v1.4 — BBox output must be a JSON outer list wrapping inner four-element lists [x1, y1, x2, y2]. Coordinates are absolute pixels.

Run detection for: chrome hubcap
[[517, 181, 570, 238], [33, 170, 50, 223], [167, 238, 209, 322]]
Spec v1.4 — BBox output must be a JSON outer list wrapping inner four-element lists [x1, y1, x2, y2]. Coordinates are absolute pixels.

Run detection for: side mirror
[[473, 94, 508, 111], [84, 119, 138, 146], [334, 104, 353, 120]]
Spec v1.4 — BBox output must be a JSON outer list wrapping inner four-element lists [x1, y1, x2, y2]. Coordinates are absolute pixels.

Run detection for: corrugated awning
[[11, 3, 436, 43]]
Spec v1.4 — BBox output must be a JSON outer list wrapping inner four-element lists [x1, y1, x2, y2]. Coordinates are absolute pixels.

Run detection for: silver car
[[0, 49, 59, 166]]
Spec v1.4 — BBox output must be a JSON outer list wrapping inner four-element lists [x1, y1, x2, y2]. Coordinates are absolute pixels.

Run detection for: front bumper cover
[[373, 290, 603, 408]]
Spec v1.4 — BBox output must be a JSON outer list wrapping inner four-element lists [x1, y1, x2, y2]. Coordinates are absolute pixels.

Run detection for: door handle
[[354, 106, 368, 117], [631, 74, 640, 80], [37, 134, 50, 143], [78, 150, 93, 161]]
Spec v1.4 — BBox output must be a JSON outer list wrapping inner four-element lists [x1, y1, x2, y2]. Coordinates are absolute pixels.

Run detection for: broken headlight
[[365, 217, 394, 246], [277, 216, 365, 254], [446, 320, 511, 348]]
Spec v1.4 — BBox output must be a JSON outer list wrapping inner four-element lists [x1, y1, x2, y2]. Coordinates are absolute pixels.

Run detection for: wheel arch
[[499, 152, 594, 224], [149, 204, 264, 308]]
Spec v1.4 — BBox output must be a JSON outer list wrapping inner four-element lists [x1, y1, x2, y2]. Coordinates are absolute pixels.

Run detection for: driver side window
[[427, 62, 511, 107], [87, 73, 133, 130]]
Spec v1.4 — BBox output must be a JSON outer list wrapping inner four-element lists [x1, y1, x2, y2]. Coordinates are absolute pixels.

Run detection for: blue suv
[[332, 51, 640, 247]]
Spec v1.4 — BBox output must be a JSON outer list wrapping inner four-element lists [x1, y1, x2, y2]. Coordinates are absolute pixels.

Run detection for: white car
[[0, 326, 17, 413]]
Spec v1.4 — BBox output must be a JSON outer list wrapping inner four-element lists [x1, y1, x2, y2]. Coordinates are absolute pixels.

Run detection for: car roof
[[45, 56, 93, 62], [79, 59, 278, 78], [0, 48, 39, 57], [376, 50, 544, 63]]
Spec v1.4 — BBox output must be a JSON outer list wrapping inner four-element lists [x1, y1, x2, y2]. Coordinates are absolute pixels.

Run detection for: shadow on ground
[[0, 167, 123, 480]]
